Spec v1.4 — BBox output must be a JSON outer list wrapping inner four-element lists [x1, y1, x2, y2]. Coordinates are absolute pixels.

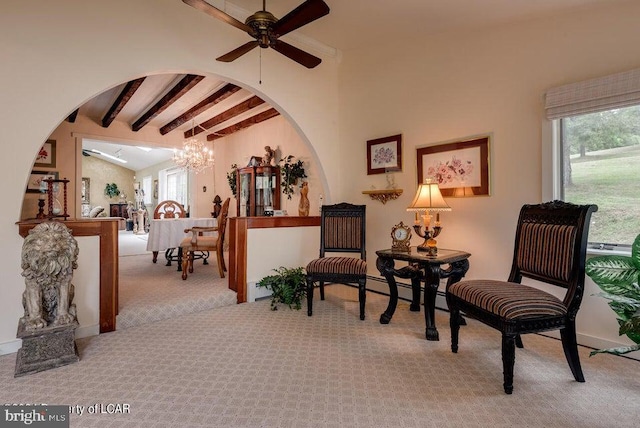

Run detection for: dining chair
[[306, 202, 367, 320], [151, 200, 186, 265], [180, 198, 230, 279], [446, 200, 597, 394]]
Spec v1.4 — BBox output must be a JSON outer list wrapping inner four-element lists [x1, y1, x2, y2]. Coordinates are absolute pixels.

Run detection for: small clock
[[391, 221, 412, 252]]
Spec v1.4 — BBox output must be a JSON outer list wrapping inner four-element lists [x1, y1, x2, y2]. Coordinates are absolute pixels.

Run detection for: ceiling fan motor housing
[[246, 11, 278, 48]]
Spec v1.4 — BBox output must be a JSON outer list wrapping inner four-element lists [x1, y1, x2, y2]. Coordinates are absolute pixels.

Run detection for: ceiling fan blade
[[271, 0, 330, 37], [216, 41, 259, 62], [271, 40, 322, 69], [182, 0, 252, 33]]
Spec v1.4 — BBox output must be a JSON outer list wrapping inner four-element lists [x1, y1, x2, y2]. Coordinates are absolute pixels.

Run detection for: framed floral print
[[366, 134, 402, 175], [417, 136, 490, 197], [34, 140, 56, 168]]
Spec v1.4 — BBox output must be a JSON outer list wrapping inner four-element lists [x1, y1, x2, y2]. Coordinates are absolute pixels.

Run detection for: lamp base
[[416, 238, 438, 256]]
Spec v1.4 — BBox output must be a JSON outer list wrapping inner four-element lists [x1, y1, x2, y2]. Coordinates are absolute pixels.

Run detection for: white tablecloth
[[146, 218, 217, 252]]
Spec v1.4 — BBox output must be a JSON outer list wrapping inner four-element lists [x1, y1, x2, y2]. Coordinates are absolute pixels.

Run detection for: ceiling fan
[[183, 0, 330, 68]]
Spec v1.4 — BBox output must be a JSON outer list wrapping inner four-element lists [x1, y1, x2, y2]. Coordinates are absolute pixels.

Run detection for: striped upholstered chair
[[446, 201, 597, 394], [306, 203, 367, 320]]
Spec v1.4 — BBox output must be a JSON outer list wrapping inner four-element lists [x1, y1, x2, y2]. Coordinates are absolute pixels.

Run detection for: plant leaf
[[590, 344, 640, 357], [586, 255, 639, 288], [632, 234, 640, 269]]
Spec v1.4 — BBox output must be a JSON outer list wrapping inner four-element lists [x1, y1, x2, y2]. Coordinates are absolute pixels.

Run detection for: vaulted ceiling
[[75, 0, 624, 170], [76, 73, 280, 170]]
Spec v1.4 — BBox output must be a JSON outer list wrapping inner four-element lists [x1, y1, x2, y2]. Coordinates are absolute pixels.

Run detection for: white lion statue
[[20, 222, 78, 331]]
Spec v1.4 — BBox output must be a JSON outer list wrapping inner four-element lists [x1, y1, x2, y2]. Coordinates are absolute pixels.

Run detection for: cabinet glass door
[[238, 170, 252, 217], [254, 169, 277, 216]]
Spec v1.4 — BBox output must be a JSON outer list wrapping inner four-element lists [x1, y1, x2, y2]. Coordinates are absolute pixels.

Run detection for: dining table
[[146, 217, 217, 269]]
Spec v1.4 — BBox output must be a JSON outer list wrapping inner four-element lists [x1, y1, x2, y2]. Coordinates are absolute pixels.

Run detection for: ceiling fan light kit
[[183, 0, 330, 68]]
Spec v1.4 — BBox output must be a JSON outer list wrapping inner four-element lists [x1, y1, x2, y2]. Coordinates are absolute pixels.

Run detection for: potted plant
[[257, 266, 307, 310], [104, 183, 120, 199], [585, 234, 640, 356], [226, 164, 238, 198], [279, 155, 307, 200]]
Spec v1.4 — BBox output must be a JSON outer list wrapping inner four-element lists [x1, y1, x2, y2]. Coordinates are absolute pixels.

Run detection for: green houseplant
[[279, 155, 307, 200], [257, 266, 307, 311], [585, 234, 640, 356], [104, 183, 120, 199], [226, 163, 238, 198]]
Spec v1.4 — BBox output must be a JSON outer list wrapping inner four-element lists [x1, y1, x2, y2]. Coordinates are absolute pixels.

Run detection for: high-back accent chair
[[306, 203, 367, 320], [446, 200, 597, 394], [151, 200, 186, 265], [180, 198, 230, 279]]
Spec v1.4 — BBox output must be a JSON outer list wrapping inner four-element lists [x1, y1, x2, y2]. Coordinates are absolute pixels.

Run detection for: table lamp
[[407, 178, 451, 256]]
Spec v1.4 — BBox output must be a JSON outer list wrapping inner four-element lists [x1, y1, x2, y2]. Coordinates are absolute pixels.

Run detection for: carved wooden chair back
[[153, 200, 185, 219]]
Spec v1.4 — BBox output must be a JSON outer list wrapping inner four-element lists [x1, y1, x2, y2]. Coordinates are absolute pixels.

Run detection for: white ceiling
[[226, 0, 624, 52], [82, 139, 176, 172]]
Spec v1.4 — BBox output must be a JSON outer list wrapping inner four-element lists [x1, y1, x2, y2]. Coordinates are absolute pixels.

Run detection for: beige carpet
[[117, 253, 236, 330], [1, 285, 639, 427]]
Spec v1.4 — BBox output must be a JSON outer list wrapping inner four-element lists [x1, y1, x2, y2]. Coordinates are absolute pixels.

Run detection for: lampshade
[[407, 179, 451, 212]]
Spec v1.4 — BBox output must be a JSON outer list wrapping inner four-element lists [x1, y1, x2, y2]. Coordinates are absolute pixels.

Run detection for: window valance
[[545, 68, 640, 120]]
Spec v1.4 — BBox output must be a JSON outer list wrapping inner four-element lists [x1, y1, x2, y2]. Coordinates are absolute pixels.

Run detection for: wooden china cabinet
[[236, 166, 281, 217]]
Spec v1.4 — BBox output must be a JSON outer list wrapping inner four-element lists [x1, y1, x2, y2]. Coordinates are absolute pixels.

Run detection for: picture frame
[[81, 177, 90, 204], [26, 170, 59, 193], [417, 136, 490, 197], [366, 134, 402, 175], [153, 179, 158, 199], [34, 140, 57, 168]]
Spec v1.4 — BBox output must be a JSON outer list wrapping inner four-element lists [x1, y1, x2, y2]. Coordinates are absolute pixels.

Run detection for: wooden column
[[228, 216, 321, 303]]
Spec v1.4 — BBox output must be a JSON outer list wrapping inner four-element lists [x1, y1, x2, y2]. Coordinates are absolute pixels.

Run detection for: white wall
[[0, 0, 340, 350], [337, 1, 640, 352]]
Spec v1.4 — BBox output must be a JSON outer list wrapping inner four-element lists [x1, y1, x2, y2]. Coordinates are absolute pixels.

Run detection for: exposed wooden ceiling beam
[[102, 77, 146, 128], [186, 95, 265, 138], [131, 74, 204, 132], [159, 83, 242, 135], [67, 109, 79, 123], [207, 108, 280, 141]]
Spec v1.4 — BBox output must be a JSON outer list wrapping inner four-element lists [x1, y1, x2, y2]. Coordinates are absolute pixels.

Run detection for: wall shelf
[[362, 189, 403, 204]]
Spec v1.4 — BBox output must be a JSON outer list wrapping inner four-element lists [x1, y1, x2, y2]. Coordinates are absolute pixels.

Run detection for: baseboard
[[75, 323, 100, 339], [0, 323, 100, 356], [0, 339, 21, 356]]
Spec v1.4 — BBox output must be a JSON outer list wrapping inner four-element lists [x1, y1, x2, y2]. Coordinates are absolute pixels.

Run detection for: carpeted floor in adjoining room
[[116, 231, 237, 330], [1, 284, 639, 428]]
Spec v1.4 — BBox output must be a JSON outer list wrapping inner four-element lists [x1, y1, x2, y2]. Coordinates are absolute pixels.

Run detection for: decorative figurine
[[298, 181, 310, 217]]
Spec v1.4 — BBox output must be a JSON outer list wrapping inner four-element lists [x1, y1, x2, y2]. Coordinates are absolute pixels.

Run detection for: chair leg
[[560, 321, 585, 382], [515, 334, 524, 348], [502, 334, 516, 394], [216, 251, 225, 278], [450, 306, 461, 353], [188, 252, 194, 273], [319, 281, 325, 300], [358, 278, 366, 321], [306, 277, 314, 316], [181, 251, 189, 280]]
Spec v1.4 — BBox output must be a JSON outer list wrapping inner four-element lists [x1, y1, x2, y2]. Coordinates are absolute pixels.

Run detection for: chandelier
[[173, 135, 214, 174]]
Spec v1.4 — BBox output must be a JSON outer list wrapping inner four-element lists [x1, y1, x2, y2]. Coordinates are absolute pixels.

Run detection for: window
[[142, 175, 152, 205], [559, 106, 640, 246], [545, 68, 640, 247], [159, 167, 187, 207]]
